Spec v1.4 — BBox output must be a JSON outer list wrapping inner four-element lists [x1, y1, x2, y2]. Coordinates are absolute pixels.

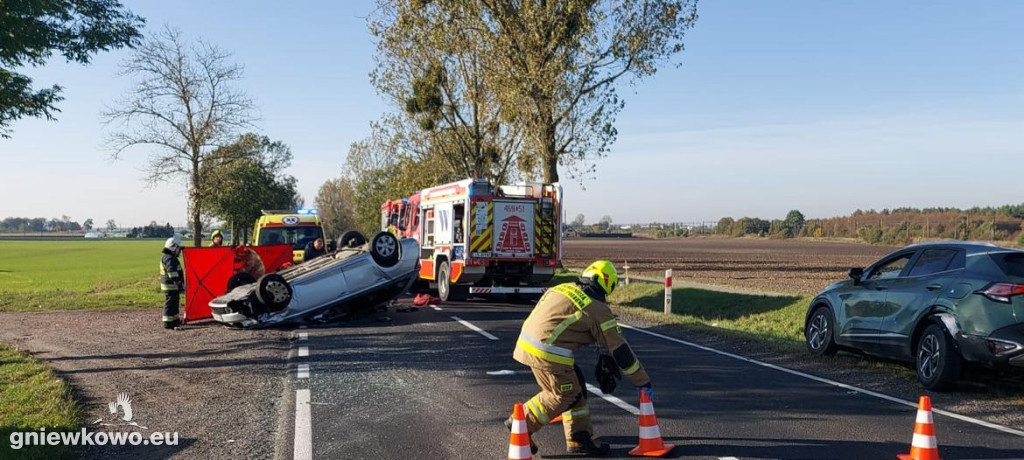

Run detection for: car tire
[[256, 273, 292, 311], [437, 261, 467, 302], [338, 230, 367, 249], [916, 323, 962, 391], [226, 271, 256, 291], [805, 307, 839, 357], [370, 232, 401, 267]]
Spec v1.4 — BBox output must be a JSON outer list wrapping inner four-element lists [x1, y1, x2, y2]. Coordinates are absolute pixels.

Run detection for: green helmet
[[582, 260, 618, 295]]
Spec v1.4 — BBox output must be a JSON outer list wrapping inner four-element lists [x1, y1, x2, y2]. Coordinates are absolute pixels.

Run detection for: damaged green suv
[[804, 242, 1024, 390]]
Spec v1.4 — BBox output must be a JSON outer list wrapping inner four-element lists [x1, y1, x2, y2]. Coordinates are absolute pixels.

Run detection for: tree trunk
[[542, 123, 559, 183], [190, 158, 203, 247]]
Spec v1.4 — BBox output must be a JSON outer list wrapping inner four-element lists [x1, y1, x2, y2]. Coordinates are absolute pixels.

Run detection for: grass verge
[[0, 344, 79, 459]]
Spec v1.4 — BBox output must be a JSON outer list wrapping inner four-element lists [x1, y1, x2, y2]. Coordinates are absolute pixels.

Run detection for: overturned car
[[210, 231, 418, 328]]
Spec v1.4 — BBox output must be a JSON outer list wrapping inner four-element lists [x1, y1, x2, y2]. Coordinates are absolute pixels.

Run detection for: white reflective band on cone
[[639, 425, 662, 439], [916, 410, 934, 424], [509, 444, 532, 459], [512, 419, 528, 433], [639, 402, 654, 414], [911, 433, 938, 449]]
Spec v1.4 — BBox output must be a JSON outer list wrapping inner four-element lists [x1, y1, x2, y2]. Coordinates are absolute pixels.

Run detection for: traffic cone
[[897, 396, 941, 460], [629, 389, 676, 457], [508, 403, 533, 460]]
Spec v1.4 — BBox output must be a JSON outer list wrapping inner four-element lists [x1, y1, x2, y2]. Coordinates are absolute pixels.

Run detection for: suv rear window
[[993, 253, 1024, 278]]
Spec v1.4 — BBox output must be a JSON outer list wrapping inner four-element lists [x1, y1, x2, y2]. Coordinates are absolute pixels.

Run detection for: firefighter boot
[[504, 416, 539, 454], [567, 431, 610, 456]]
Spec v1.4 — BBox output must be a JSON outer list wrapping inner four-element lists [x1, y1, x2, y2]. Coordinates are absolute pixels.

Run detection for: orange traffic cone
[[508, 403, 533, 460], [549, 414, 563, 424], [897, 396, 941, 460], [629, 389, 676, 457]]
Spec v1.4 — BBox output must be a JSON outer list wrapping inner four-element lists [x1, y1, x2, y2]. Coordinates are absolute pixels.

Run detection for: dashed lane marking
[[297, 364, 310, 379], [585, 383, 640, 415], [298, 346, 309, 357], [451, 316, 499, 340], [620, 323, 1024, 438], [298, 332, 308, 341], [430, 304, 442, 311], [294, 389, 312, 460]]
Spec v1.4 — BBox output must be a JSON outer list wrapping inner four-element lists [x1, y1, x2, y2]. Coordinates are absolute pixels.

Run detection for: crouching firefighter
[[160, 234, 184, 329], [508, 260, 652, 456]]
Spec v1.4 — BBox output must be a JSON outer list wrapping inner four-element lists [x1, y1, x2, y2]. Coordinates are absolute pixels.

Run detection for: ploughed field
[[563, 237, 895, 295]]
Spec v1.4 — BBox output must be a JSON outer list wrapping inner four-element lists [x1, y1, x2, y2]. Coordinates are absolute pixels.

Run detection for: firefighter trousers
[[163, 290, 180, 323], [523, 365, 593, 442]]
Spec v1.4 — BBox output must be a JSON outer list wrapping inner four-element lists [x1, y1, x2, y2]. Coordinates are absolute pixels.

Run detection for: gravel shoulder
[[0, 310, 290, 459]]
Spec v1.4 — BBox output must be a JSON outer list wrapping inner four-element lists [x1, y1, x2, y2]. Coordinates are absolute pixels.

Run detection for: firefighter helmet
[[211, 229, 223, 239], [582, 260, 618, 295], [164, 233, 183, 251]]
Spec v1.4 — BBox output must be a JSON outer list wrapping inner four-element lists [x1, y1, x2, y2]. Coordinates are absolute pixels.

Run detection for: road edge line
[[585, 383, 640, 415], [620, 323, 1024, 438], [451, 315, 499, 340], [293, 389, 312, 460]]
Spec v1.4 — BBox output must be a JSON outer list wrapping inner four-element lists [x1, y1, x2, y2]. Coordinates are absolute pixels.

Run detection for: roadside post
[[664, 269, 673, 314], [623, 260, 630, 285]]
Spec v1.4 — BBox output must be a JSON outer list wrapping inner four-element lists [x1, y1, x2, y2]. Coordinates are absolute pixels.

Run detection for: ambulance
[[382, 179, 562, 301], [252, 209, 325, 264]]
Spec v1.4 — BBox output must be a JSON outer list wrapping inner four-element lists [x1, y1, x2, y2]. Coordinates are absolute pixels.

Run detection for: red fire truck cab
[[382, 178, 562, 301]]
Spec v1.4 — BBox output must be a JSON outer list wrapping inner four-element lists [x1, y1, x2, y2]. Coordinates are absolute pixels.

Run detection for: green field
[[0, 344, 79, 459], [0, 240, 164, 312]]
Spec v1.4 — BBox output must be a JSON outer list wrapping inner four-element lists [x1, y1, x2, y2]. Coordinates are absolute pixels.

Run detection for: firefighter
[[160, 234, 185, 329], [303, 237, 326, 262], [209, 229, 224, 247], [508, 260, 651, 456]]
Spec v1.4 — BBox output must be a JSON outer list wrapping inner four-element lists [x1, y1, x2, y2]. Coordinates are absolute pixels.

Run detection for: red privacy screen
[[182, 244, 293, 322]]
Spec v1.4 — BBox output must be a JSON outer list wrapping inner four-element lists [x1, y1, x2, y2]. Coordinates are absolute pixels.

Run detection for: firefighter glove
[[595, 353, 621, 395]]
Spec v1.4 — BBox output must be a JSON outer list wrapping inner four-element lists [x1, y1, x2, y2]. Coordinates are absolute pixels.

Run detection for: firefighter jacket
[[160, 249, 183, 292], [514, 280, 651, 387]]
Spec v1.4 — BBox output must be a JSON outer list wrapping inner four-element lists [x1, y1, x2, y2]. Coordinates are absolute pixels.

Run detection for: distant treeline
[[0, 216, 94, 233], [716, 205, 1024, 245]]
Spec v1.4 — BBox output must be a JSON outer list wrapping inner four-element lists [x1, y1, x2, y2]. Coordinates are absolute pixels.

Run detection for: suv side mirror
[[848, 267, 864, 284]]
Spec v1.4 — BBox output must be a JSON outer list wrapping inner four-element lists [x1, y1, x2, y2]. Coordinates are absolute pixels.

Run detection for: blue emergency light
[[297, 209, 319, 215]]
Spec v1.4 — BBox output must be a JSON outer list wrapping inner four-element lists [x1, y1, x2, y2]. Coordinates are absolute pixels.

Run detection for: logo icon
[[108, 393, 133, 422], [495, 215, 531, 254], [282, 216, 300, 225]]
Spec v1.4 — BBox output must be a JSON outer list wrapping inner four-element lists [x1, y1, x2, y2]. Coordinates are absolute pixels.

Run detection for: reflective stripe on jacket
[[513, 282, 650, 386], [160, 250, 183, 292]]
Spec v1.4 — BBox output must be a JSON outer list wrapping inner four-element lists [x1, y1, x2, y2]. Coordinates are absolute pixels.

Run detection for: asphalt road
[[279, 300, 1024, 459]]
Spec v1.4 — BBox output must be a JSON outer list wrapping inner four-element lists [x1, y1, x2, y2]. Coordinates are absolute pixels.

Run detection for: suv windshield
[[258, 226, 323, 250]]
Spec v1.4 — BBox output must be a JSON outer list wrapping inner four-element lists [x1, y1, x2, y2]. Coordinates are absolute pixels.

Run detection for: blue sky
[[1, 0, 1022, 227]]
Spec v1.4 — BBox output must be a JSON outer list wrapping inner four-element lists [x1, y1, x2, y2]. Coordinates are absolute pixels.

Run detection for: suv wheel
[[256, 273, 292, 311], [370, 232, 400, 267], [916, 323, 962, 390], [805, 307, 838, 356]]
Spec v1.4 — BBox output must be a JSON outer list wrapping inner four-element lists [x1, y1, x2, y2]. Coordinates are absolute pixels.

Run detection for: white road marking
[[298, 325, 308, 329], [298, 346, 309, 357], [294, 389, 312, 460], [297, 364, 310, 379], [718, 457, 740, 460], [430, 304, 442, 311], [451, 316, 499, 340], [620, 323, 1024, 438], [487, 370, 517, 376], [585, 383, 640, 415], [298, 332, 308, 341]]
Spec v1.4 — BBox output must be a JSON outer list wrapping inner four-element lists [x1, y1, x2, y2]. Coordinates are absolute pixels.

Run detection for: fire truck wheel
[[226, 271, 256, 291], [338, 230, 367, 249], [256, 273, 292, 311], [437, 261, 468, 302], [370, 232, 401, 267]]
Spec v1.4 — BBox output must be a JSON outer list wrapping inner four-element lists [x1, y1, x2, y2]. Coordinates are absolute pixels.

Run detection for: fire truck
[[382, 179, 562, 301]]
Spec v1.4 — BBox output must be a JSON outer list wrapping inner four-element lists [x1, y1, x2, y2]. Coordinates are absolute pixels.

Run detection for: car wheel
[[805, 307, 838, 356], [437, 261, 467, 302], [226, 271, 256, 291], [338, 230, 366, 249], [370, 232, 401, 267], [256, 273, 292, 311], [916, 323, 962, 390]]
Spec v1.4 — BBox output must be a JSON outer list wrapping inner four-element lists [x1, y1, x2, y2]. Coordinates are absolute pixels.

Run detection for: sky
[[1, 0, 1022, 227]]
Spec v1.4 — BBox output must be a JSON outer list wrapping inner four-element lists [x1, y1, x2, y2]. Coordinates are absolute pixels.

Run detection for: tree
[[369, 1, 522, 183], [598, 215, 613, 231], [201, 134, 301, 245], [476, 0, 699, 182], [315, 177, 358, 240], [571, 214, 586, 229], [0, 0, 144, 137], [716, 217, 734, 235], [103, 27, 257, 247], [83, 218, 94, 231], [784, 210, 805, 237], [105, 219, 117, 231]]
